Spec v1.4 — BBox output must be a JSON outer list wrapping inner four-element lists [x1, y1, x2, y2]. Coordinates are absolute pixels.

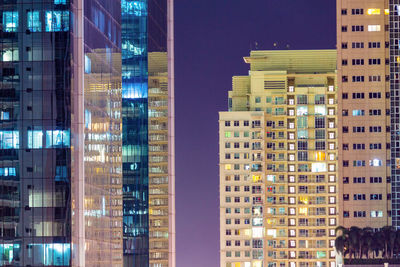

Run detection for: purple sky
[[174, 1, 336, 266]]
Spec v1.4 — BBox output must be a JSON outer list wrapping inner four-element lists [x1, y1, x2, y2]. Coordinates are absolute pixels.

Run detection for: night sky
[[174, 1, 336, 266]]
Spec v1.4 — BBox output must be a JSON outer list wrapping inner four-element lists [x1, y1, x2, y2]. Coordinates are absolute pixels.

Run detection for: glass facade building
[[0, 0, 123, 266], [121, 0, 175, 267]]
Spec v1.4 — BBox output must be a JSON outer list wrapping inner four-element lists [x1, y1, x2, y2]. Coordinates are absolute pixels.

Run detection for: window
[[352, 42, 364, 48], [352, 92, 364, 99], [315, 141, 325, 150], [342, 59, 348, 66], [341, 26, 348, 32], [369, 92, 381, 98], [342, 9, 347, 15], [370, 194, 382, 200], [352, 76, 364, 82], [352, 59, 364, 65], [370, 177, 383, 183], [369, 42, 381, 48], [369, 126, 381, 132], [2, 11, 18, 32], [352, 110, 364, 116], [353, 127, 365, 133], [45, 11, 70, 32], [352, 8, 364, 15], [315, 117, 325, 128], [353, 177, 365, 183], [342, 93, 348, 99], [28, 130, 43, 149], [369, 109, 381, 116], [368, 25, 381, 31], [367, 8, 380, 15], [369, 159, 382, 166], [352, 25, 364, 32], [369, 58, 381, 65], [255, 97, 261, 103], [343, 160, 349, 167], [353, 194, 366, 200], [0, 131, 19, 149], [353, 160, 365, 167], [233, 121, 239, 126], [342, 76, 348, 82], [370, 211, 383, 217], [353, 144, 365, 150], [225, 121, 230, 127], [370, 143, 382, 150], [225, 153, 231, 159], [244, 120, 249, 126], [354, 211, 366, 217], [369, 75, 381, 82], [342, 42, 348, 49], [27, 11, 41, 32], [45, 130, 70, 148]]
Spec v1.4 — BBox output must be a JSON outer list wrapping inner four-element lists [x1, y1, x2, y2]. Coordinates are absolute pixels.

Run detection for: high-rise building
[[121, 1, 175, 267], [0, 0, 123, 266], [219, 50, 338, 267], [337, 0, 391, 229], [389, 1, 400, 229]]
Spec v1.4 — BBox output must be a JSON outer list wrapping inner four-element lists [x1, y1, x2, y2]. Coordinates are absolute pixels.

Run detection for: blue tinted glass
[[27, 11, 41, 32], [45, 130, 70, 148], [28, 130, 43, 149], [0, 131, 19, 149], [2, 11, 18, 32], [0, 244, 20, 263], [121, 0, 147, 15], [45, 11, 69, 32], [54, 0, 67, 4]]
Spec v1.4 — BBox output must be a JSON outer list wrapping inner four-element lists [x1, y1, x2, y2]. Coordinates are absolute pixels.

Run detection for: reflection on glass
[[2, 11, 18, 32]]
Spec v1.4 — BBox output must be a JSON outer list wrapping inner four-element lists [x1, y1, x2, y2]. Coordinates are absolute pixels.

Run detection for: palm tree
[[382, 226, 396, 259], [335, 226, 349, 263], [361, 227, 373, 259], [348, 226, 362, 259]]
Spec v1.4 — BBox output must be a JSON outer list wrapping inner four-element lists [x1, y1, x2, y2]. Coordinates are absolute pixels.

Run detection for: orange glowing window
[[315, 151, 326, 161], [252, 175, 261, 182], [299, 207, 308, 215], [367, 8, 380, 15]]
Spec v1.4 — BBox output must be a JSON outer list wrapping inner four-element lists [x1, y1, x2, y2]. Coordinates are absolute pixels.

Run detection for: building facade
[[121, 0, 175, 267], [0, 0, 123, 266], [337, 0, 392, 229], [219, 50, 338, 267]]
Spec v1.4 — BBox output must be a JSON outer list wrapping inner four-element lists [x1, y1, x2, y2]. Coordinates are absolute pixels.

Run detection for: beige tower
[[337, 0, 391, 229], [219, 50, 338, 267]]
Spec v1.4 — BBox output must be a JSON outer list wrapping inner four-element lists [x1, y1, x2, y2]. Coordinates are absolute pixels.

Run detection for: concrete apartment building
[[219, 50, 338, 267], [337, 0, 392, 229]]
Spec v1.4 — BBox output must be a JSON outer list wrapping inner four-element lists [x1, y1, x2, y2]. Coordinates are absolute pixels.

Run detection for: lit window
[[2, 49, 18, 62], [54, 0, 67, 4], [312, 163, 327, 173], [28, 130, 43, 149], [0, 131, 19, 149], [45, 130, 70, 148], [45, 11, 69, 32], [225, 132, 231, 138], [385, 9, 389, 15], [121, 0, 147, 16], [225, 164, 231, 170], [3, 11, 18, 32], [252, 227, 263, 238], [27, 11, 41, 32], [0, 167, 16, 177], [369, 159, 382, 166], [368, 25, 381, 31], [367, 8, 380, 15]]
